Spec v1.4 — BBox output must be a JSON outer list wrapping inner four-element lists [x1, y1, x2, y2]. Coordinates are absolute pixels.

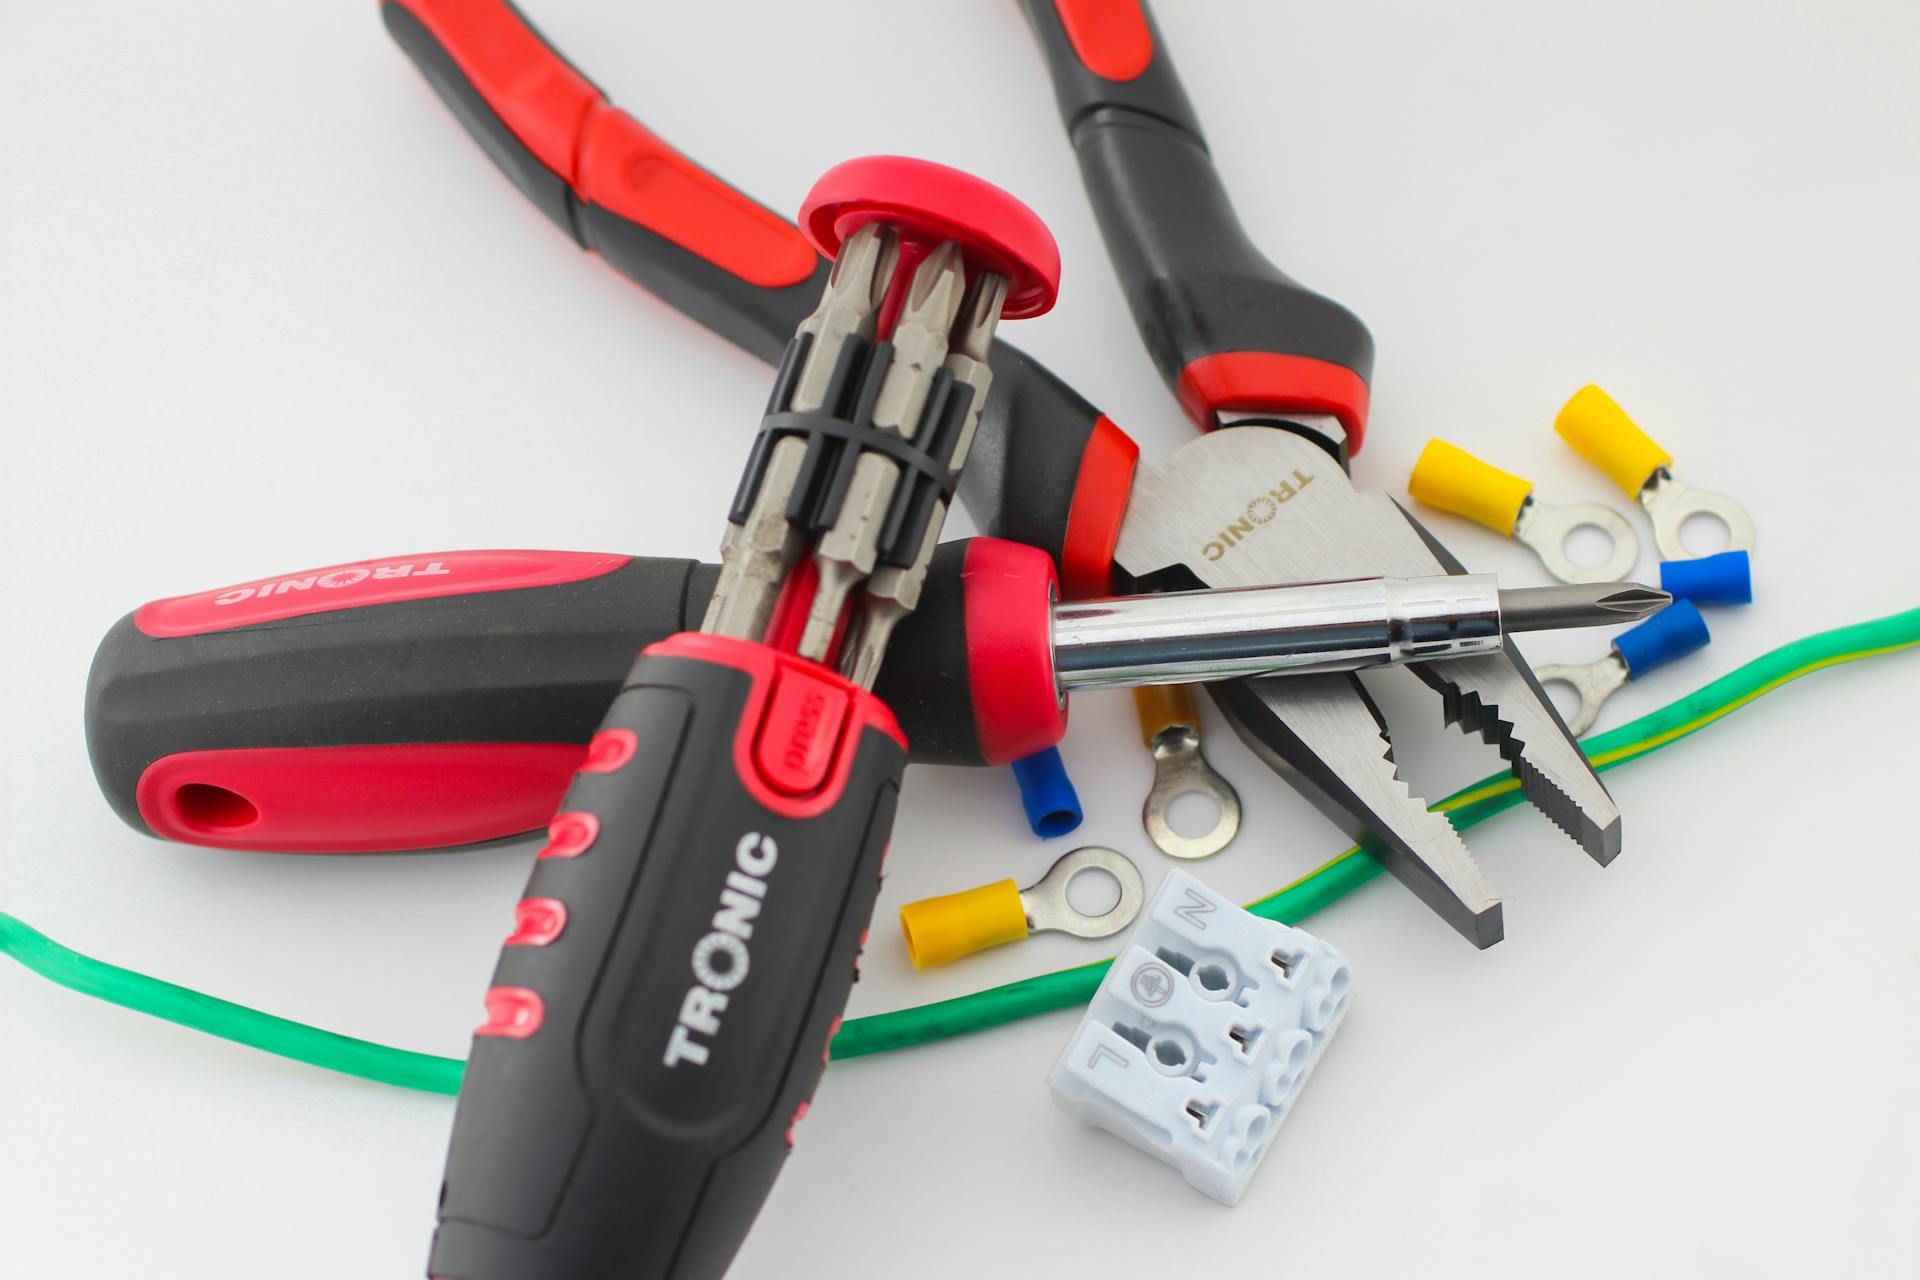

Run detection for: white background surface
[[3, 2, 1917, 1277]]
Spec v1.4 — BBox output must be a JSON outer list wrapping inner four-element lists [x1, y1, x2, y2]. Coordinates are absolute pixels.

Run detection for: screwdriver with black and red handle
[[87, 540, 1661, 855], [426, 157, 1059, 1280]]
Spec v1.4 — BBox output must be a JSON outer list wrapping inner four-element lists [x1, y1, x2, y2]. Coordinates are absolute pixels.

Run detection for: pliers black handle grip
[[1018, 0, 1375, 452]]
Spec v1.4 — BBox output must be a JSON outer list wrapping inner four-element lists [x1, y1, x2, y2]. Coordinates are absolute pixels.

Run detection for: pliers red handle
[[383, 0, 1139, 598]]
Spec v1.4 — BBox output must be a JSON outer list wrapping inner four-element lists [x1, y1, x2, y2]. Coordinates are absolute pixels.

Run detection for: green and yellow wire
[[3, 608, 1916, 1094]]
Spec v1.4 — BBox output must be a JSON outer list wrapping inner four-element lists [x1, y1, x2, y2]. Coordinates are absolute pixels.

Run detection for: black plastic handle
[[1016, 0, 1375, 450], [431, 636, 901, 1279]]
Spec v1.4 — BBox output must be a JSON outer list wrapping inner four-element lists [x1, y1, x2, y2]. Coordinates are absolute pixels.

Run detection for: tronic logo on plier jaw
[[1202, 470, 1317, 561]]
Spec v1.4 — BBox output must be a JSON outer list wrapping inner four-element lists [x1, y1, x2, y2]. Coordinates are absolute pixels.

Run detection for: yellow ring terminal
[[1554, 385, 1673, 496], [899, 879, 1029, 969], [1408, 438, 1534, 533]]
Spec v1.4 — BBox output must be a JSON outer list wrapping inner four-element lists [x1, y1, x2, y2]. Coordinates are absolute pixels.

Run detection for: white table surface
[[3, 3, 1916, 1276]]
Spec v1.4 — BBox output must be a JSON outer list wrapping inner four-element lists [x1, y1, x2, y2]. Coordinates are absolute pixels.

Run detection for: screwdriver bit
[[1497, 584, 1671, 633]]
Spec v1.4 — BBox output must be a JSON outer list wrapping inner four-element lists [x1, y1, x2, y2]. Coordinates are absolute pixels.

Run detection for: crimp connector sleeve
[[1009, 747, 1083, 839], [1660, 550, 1752, 607], [1613, 599, 1711, 679], [1554, 385, 1673, 496], [1132, 683, 1199, 746], [898, 879, 1030, 969], [1407, 438, 1532, 534]]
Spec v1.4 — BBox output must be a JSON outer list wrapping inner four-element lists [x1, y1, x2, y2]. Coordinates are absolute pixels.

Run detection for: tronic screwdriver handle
[[84, 541, 1063, 853], [430, 159, 1060, 1280], [431, 633, 907, 1280]]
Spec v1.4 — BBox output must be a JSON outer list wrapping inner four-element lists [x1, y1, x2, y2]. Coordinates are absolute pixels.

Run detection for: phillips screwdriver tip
[[1499, 583, 1671, 633]]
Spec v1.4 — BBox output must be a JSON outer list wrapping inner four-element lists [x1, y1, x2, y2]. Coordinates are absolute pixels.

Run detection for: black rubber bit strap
[[728, 331, 975, 569]]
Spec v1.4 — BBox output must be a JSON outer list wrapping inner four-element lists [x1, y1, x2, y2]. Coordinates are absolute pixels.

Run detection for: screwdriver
[[89, 538, 1664, 855], [1048, 576, 1669, 688], [428, 157, 1058, 1280]]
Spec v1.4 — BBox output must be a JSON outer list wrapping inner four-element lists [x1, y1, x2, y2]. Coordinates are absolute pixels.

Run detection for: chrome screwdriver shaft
[[1051, 575, 1669, 691]]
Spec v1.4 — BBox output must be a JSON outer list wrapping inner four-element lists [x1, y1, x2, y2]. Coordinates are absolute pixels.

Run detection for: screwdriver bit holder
[[430, 157, 1061, 1280], [734, 330, 975, 572]]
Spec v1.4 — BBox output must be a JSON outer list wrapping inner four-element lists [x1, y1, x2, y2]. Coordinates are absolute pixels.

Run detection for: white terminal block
[[1047, 870, 1351, 1205]]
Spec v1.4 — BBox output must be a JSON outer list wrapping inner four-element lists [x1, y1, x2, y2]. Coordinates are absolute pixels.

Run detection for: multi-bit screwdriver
[[427, 157, 1059, 1280], [89, 539, 1664, 856]]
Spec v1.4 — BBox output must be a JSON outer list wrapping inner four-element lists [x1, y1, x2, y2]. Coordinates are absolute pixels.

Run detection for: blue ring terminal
[[1009, 747, 1083, 838], [1613, 599, 1711, 679], [1660, 550, 1752, 607]]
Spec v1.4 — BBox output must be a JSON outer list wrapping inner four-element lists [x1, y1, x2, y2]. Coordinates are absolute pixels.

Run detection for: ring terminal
[[899, 846, 1145, 969], [1134, 684, 1241, 859], [1535, 598, 1711, 735], [1553, 385, 1755, 563], [1008, 746, 1084, 838], [1408, 437, 1638, 584]]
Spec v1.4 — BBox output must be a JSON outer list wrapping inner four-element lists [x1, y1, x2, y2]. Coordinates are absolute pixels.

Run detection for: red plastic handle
[[392, 0, 815, 289]]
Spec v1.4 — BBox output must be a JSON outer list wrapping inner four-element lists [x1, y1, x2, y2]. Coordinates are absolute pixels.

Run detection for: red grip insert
[[1059, 415, 1140, 599], [643, 633, 905, 820], [1054, 0, 1154, 81], [1176, 352, 1371, 453], [133, 549, 629, 638], [397, 0, 817, 288], [960, 539, 1068, 766], [134, 743, 584, 852]]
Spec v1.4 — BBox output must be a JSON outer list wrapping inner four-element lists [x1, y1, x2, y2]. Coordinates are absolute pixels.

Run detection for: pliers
[[1011, 0, 1617, 947], [93, 0, 1621, 948]]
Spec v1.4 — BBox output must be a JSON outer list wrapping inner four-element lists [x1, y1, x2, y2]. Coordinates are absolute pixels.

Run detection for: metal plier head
[[1013, 0, 1618, 947]]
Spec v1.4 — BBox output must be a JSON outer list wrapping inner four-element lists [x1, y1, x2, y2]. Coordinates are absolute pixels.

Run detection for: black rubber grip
[[1016, 0, 1374, 429], [959, 344, 1110, 568], [430, 641, 901, 1279]]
